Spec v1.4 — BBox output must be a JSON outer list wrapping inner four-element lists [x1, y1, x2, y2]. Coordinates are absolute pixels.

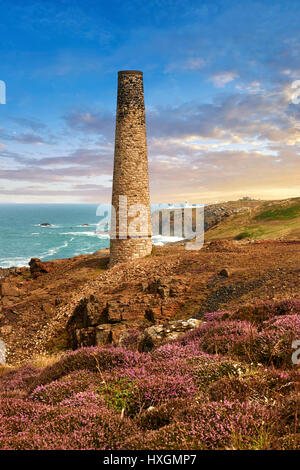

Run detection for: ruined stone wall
[[110, 71, 152, 266]]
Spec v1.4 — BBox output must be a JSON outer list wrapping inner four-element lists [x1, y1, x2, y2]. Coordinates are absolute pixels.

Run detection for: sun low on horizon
[[0, 0, 299, 205]]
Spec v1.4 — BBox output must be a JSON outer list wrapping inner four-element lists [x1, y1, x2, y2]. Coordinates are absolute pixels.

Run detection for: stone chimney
[[109, 71, 152, 266]]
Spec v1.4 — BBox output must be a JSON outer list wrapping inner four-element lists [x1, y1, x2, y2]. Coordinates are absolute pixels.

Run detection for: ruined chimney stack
[[109, 71, 152, 266]]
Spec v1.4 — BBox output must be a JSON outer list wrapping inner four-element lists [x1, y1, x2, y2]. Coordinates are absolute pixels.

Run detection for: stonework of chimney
[[109, 71, 152, 266]]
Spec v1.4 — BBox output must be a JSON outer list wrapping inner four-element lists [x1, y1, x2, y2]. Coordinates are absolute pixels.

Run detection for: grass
[[205, 199, 300, 242], [100, 378, 137, 415], [0, 364, 13, 376], [44, 329, 69, 354], [29, 353, 63, 369], [254, 202, 300, 221]]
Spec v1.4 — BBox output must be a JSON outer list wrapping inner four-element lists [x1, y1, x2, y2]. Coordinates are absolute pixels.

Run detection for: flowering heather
[[0, 366, 41, 392], [29, 346, 142, 391], [119, 329, 141, 350], [232, 298, 300, 325], [202, 311, 230, 322], [0, 398, 133, 450], [30, 370, 102, 405], [125, 401, 279, 450], [208, 368, 298, 403], [59, 391, 105, 408], [250, 314, 300, 367], [178, 320, 257, 357], [0, 302, 299, 450]]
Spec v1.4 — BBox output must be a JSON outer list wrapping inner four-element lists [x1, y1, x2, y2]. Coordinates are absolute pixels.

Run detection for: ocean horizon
[[0, 203, 184, 268]]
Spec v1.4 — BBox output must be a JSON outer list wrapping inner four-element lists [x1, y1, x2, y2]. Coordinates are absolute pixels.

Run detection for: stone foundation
[[109, 237, 152, 266]]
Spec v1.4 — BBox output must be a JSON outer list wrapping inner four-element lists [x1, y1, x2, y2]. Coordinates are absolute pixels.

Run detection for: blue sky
[[0, 0, 299, 203]]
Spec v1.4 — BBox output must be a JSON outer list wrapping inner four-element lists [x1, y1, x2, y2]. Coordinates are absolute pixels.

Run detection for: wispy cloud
[[210, 71, 239, 87]]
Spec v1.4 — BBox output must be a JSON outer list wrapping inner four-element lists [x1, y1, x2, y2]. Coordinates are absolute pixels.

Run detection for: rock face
[[67, 295, 124, 349], [29, 258, 51, 279], [203, 205, 249, 232], [0, 267, 27, 279], [136, 318, 203, 352], [0, 283, 21, 297], [143, 277, 185, 299], [67, 290, 203, 351]]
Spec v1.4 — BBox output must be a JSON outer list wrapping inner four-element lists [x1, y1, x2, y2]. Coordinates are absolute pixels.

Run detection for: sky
[[0, 0, 299, 204]]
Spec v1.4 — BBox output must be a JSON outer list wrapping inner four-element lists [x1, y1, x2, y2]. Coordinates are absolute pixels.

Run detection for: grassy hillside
[[205, 198, 300, 241]]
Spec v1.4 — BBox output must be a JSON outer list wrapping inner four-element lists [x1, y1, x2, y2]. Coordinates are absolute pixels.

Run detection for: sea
[[0, 204, 183, 268]]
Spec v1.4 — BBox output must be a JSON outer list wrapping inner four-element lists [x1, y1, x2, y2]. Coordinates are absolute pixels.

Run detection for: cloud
[[13, 133, 47, 145], [10, 117, 46, 131], [165, 57, 206, 73], [63, 110, 114, 139], [210, 71, 239, 87], [0, 126, 55, 145], [0, 184, 111, 203]]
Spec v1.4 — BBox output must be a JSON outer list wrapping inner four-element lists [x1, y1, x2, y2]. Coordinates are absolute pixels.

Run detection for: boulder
[[68, 296, 107, 328], [147, 278, 170, 298], [137, 318, 203, 352], [95, 325, 113, 345], [29, 258, 51, 279], [219, 268, 230, 277], [67, 296, 124, 349], [41, 302, 54, 314], [145, 308, 155, 323], [0, 325, 12, 335], [104, 301, 122, 323], [138, 324, 165, 351], [74, 327, 96, 348], [0, 282, 21, 297]]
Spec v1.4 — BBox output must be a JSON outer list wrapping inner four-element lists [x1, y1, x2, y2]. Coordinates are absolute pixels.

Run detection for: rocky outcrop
[[136, 318, 203, 352], [68, 304, 203, 351], [0, 280, 26, 310], [204, 205, 249, 232], [0, 282, 21, 297], [67, 287, 203, 351], [0, 266, 27, 279], [29, 258, 51, 279], [67, 295, 125, 349], [142, 277, 186, 299]]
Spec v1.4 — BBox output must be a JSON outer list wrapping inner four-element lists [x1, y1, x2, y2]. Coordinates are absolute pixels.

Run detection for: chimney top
[[118, 70, 143, 76]]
